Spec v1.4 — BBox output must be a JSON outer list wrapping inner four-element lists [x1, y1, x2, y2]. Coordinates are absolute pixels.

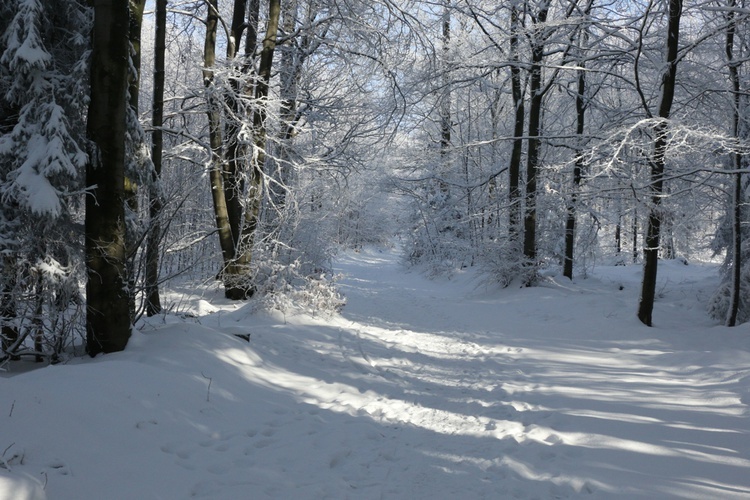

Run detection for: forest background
[[1, 0, 749, 361]]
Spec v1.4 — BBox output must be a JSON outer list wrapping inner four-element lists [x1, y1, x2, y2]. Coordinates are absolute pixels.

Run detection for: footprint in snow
[[253, 438, 276, 449], [329, 449, 352, 468], [47, 460, 70, 476], [134, 419, 158, 429], [160, 442, 191, 460]]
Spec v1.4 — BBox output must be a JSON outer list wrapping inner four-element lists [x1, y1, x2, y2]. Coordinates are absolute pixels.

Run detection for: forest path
[[323, 247, 750, 498]]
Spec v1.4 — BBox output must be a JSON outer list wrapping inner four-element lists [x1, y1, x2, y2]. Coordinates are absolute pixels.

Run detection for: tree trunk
[[146, 0, 166, 316], [508, 5, 524, 246], [223, 0, 251, 251], [563, 64, 586, 278], [563, 1, 592, 280], [726, 0, 742, 327], [637, 0, 682, 326], [523, 2, 550, 279], [440, 1, 451, 164], [272, 0, 300, 211], [126, 0, 146, 320], [86, 0, 132, 355], [1, 255, 18, 359], [245, 0, 261, 64], [32, 273, 43, 362], [615, 219, 622, 254], [632, 211, 638, 263], [203, 0, 238, 295], [234, 0, 281, 291]]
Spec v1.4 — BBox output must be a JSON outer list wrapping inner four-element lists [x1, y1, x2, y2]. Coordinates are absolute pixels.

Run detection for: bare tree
[[637, 0, 682, 326], [724, 0, 744, 326], [145, 0, 167, 316]]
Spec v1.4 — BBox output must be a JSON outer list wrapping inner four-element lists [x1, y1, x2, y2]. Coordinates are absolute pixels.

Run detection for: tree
[[145, 0, 167, 316], [563, 0, 593, 280], [708, 0, 750, 326], [202, 0, 237, 297], [725, 0, 743, 327], [201, 0, 281, 300], [1, 0, 89, 361], [522, 0, 552, 272], [85, 0, 132, 354], [637, 0, 682, 326], [224, 0, 282, 300], [508, 2, 524, 247]]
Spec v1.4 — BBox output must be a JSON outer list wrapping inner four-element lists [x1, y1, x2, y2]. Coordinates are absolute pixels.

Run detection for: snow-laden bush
[[707, 262, 750, 325], [708, 232, 750, 325], [254, 260, 346, 316], [242, 183, 347, 316], [708, 174, 750, 325], [401, 178, 478, 277]]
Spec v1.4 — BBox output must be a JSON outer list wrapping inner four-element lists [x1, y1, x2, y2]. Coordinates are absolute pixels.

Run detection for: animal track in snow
[[134, 419, 158, 429], [47, 459, 70, 476]]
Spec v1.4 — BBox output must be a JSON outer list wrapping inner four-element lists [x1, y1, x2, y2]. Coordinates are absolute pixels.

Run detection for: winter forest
[[0, 0, 748, 358], [5, 0, 750, 497]]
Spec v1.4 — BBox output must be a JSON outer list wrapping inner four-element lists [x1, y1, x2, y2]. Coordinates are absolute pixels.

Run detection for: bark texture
[[86, 0, 132, 355]]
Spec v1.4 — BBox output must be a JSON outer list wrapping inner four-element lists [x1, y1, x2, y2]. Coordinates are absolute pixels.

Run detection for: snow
[[2, 248, 750, 499]]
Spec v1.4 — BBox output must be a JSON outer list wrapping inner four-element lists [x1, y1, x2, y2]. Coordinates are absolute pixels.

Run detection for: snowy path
[[326, 250, 750, 498], [3, 248, 750, 499]]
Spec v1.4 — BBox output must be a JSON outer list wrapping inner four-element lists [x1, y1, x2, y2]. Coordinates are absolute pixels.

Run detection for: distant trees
[[396, 0, 750, 324], [709, 0, 750, 326]]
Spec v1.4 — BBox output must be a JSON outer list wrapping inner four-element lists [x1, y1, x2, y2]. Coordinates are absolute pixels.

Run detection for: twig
[[201, 372, 212, 402], [1, 443, 15, 471], [8, 400, 14, 418]]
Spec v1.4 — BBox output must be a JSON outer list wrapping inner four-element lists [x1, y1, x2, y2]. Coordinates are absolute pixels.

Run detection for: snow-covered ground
[[2, 248, 750, 499]]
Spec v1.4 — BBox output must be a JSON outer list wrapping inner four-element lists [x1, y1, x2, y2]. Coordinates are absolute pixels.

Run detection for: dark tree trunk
[[235, 0, 281, 288], [223, 0, 251, 250], [563, 58, 586, 279], [563, 1, 592, 280], [440, 1, 451, 161], [523, 3, 550, 278], [726, 0, 742, 327], [632, 211, 638, 263], [86, 0, 132, 355], [146, 0, 167, 316], [32, 273, 43, 362], [637, 0, 682, 326], [615, 219, 622, 255], [508, 5, 524, 246], [1, 255, 18, 359], [125, 0, 146, 320]]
